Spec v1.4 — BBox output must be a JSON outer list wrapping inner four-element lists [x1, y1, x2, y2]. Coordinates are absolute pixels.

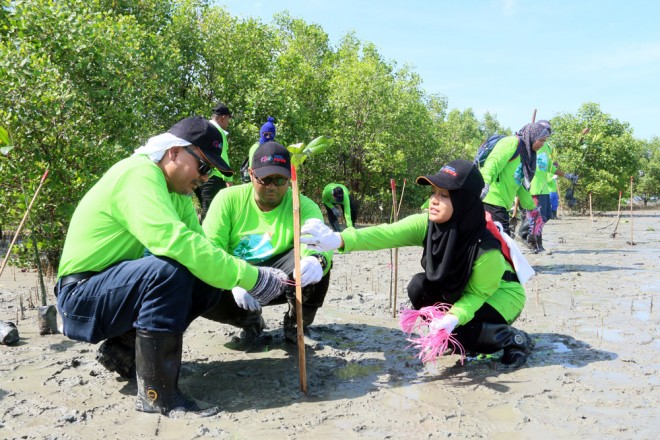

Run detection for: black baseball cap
[[251, 141, 291, 179], [212, 102, 232, 117], [416, 159, 484, 197], [168, 116, 233, 176]]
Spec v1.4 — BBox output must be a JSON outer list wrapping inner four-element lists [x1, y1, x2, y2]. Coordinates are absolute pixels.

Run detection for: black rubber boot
[[96, 330, 136, 380], [536, 234, 545, 253], [283, 298, 318, 344], [235, 311, 270, 344], [475, 323, 535, 369], [134, 330, 218, 416]]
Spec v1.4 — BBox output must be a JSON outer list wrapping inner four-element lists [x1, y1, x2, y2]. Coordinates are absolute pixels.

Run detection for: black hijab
[[516, 122, 552, 190], [420, 188, 500, 302]]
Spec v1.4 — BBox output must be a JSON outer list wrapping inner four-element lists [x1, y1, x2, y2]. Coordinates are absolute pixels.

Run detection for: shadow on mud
[[427, 332, 617, 393], [117, 327, 616, 411], [534, 264, 634, 273]]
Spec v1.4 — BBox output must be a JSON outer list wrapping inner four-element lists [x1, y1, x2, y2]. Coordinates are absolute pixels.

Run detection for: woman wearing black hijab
[[301, 160, 534, 368]]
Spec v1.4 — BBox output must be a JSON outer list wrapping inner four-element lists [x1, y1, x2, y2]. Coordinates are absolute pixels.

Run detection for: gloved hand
[[231, 286, 261, 311], [331, 207, 342, 220], [564, 173, 579, 184], [300, 218, 343, 252], [299, 256, 323, 287], [428, 314, 459, 334], [480, 183, 490, 200], [248, 267, 288, 305]]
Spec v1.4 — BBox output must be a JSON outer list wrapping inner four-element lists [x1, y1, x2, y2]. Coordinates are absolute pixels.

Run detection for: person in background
[[322, 183, 357, 232], [194, 102, 234, 222], [240, 116, 277, 183], [518, 121, 578, 252], [301, 160, 534, 369], [55, 117, 287, 416], [202, 141, 333, 344], [479, 121, 551, 236]]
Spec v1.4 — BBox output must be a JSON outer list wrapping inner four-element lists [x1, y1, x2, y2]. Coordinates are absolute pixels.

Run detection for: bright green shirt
[[248, 142, 260, 168], [480, 136, 535, 210], [57, 155, 258, 290], [321, 183, 354, 228], [203, 183, 333, 273], [529, 143, 558, 195], [208, 121, 233, 182], [340, 213, 526, 324]]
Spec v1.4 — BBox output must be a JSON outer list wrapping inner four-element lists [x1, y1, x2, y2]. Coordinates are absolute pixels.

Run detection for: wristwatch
[[312, 253, 328, 271]]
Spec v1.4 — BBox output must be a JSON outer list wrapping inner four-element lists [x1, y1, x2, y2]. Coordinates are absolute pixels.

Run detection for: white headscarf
[[132, 132, 191, 162]]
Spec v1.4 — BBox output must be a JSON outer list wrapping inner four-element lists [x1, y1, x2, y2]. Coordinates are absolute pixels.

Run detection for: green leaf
[[0, 126, 10, 145], [1, 146, 14, 155], [304, 135, 333, 155], [286, 142, 305, 154]]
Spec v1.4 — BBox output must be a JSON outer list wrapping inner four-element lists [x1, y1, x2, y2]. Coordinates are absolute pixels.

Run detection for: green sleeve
[[449, 250, 505, 325], [321, 184, 335, 208], [517, 186, 536, 210], [479, 136, 519, 186], [112, 164, 258, 290], [248, 142, 259, 168], [341, 213, 428, 252]]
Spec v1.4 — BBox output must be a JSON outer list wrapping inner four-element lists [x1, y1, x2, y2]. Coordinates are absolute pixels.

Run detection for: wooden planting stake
[[390, 179, 399, 318], [627, 176, 636, 245]]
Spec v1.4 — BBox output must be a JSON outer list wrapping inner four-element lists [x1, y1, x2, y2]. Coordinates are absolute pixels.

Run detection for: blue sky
[[217, 1, 660, 140]]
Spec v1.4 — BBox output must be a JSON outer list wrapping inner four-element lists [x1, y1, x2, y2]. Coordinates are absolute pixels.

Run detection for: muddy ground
[[0, 210, 658, 439]]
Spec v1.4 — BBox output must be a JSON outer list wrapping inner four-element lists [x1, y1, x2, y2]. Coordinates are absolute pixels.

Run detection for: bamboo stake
[[396, 178, 407, 217], [611, 190, 623, 238], [531, 108, 537, 123], [390, 179, 399, 318], [0, 169, 49, 278], [589, 192, 594, 229], [290, 165, 307, 394], [628, 176, 635, 245]]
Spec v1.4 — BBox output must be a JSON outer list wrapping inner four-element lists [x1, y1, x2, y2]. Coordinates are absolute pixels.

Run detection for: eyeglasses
[[184, 147, 213, 176], [253, 173, 289, 187]]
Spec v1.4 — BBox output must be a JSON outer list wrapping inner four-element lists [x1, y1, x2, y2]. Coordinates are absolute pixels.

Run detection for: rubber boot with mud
[[235, 311, 270, 344], [134, 329, 218, 416], [536, 233, 545, 253], [475, 323, 535, 369], [96, 330, 136, 380], [283, 298, 319, 344]]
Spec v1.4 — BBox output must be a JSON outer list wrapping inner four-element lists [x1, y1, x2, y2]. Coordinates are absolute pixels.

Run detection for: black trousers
[[202, 249, 331, 326], [325, 198, 357, 232], [406, 272, 507, 352], [194, 175, 227, 222], [483, 202, 511, 236]]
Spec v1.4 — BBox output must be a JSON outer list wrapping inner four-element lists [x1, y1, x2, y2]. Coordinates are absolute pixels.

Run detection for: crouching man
[[201, 141, 333, 343], [55, 117, 286, 416]]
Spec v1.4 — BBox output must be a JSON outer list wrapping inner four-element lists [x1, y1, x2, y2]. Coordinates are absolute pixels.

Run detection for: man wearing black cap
[[202, 141, 333, 344], [194, 102, 234, 222], [321, 183, 357, 232], [55, 117, 288, 416]]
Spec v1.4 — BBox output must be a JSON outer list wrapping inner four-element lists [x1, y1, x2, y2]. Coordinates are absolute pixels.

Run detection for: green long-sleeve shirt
[[58, 155, 258, 290], [340, 214, 526, 325], [208, 121, 233, 182], [203, 183, 333, 273], [322, 183, 354, 228], [480, 136, 535, 210], [529, 143, 558, 195]]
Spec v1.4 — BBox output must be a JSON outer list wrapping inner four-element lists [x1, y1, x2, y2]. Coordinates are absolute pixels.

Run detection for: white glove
[[428, 314, 459, 334], [300, 218, 343, 252], [231, 286, 261, 311], [299, 256, 323, 287]]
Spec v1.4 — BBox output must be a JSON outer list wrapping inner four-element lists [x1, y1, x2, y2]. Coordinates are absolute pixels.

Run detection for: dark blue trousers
[[56, 256, 222, 344]]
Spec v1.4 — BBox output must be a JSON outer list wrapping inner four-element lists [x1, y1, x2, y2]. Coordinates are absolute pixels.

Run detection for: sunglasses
[[184, 147, 213, 176], [253, 173, 289, 187]]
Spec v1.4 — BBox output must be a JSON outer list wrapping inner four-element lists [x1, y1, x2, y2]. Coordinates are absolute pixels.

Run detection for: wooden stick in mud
[[611, 190, 623, 238], [0, 169, 49, 278], [290, 165, 307, 393], [589, 192, 594, 228], [390, 179, 399, 318], [628, 176, 635, 246]]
